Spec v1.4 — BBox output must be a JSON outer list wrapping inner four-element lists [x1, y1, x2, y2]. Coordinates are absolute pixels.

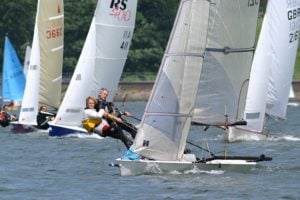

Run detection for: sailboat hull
[[114, 155, 270, 176], [10, 122, 42, 134], [226, 127, 271, 142], [49, 123, 104, 139]]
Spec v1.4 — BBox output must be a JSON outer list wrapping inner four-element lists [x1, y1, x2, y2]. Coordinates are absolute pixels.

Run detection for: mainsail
[[232, 0, 300, 133], [2, 36, 26, 103], [134, 0, 260, 161], [53, 0, 137, 127], [18, 0, 64, 125]]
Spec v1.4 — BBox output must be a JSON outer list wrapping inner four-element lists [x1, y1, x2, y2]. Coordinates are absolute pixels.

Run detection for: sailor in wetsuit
[[95, 88, 137, 140], [36, 105, 55, 129]]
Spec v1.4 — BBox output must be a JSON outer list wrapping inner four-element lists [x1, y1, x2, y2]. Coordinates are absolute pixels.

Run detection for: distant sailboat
[[227, 0, 300, 142], [112, 0, 271, 176], [11, 0, 64, 133], [2, 35, 26, 107], [49, 0, 138, 137]]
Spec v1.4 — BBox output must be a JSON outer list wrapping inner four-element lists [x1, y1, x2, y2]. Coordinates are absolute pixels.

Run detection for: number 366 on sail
[[46, 27, 63, 39]]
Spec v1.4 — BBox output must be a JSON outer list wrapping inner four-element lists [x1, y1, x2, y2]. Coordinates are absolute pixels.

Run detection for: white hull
[[114, 154, 270, 176], [226, 127, 271, 142]]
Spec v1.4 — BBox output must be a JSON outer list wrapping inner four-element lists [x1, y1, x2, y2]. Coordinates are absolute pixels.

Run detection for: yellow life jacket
[[82, 118, 102, 133]]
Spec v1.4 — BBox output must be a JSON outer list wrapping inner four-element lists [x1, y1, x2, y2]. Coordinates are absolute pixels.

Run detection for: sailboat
[[227, 0, 300, 142], [111, 0, 272, 176], [2, 35, 26, 107], [11, 0, 64, 133], [49, 0, 138, 137]]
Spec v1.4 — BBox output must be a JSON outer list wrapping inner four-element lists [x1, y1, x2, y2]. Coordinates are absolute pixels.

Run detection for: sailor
[[95, 88, 137, 139], [0, 105, 17, 127], [36, 105, 55, 129], [83, 96, 133, 149]]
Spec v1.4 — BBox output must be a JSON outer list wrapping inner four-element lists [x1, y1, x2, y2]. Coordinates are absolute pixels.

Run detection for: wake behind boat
[[112, 0, 272, 176]]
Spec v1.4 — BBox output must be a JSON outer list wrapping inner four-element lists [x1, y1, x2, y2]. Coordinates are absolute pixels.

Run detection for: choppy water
[[0, 101, 299, 200]]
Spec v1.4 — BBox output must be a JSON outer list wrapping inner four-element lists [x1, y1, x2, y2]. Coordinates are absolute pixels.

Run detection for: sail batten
[[206, 47, 255, 53], [95, 22, 135, 28], [165, 52, 204, 57], [144, 112, 193, 117], [49, 14, 64, 20]]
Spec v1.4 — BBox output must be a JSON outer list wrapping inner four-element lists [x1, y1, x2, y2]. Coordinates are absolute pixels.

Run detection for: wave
[[269, 135, 300, 142], [51, 132, 104, 140], [288, 102, 300, 107]]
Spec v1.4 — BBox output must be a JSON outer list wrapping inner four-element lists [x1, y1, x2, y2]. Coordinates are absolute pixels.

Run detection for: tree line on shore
[[0, 0, 267, 75]]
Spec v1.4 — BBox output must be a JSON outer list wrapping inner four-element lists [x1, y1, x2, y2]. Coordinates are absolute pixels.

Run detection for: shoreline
[[115, 80, 300, 102], [62, 80, 300, 102]]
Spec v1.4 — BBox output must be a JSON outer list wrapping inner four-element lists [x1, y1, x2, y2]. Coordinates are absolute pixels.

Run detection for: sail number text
[[46, 27, 63, 39], [46, 18, 64, 39], [120, 30, 131, 50], [290, 31, 299, 43], [248, 0, 259, 7]]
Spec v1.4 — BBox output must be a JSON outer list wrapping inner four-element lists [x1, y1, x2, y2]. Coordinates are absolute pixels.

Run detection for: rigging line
[[186, 140, 215, 157], [206, 47, 255, 54]]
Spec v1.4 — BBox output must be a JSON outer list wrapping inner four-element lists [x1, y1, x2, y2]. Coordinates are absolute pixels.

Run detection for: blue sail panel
[[2, 36, 26, 102]]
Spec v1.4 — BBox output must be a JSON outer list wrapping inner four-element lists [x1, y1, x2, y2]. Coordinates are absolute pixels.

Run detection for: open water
[[0, 101, 299, 200]]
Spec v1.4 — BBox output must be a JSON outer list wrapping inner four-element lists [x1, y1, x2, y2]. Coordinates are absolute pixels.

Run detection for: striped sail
[[134, 0, 260, 161], [2, 36, 26, 104], [54, 0, 137, 126], [18, 0, 64, 125]]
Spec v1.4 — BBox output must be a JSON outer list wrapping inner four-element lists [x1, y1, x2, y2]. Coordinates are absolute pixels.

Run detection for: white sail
[[53, 0, 137, 127], [23, 45, 31, 78], [265, 0, 300, 118], [230, 0, 300, 135], [134, 0, 260, 161], [18, 0, 64, 125]]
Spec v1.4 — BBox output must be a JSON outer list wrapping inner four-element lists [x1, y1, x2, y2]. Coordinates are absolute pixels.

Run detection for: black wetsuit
[[95, 99, 137, 149], [95, 99, 137, 138], [36, 111, 55, 129]]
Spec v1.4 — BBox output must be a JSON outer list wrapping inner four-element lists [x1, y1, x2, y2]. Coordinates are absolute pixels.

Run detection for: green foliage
[[295, 47, 300, 80], [124, 0, 180, 73], [63, 0, 97, 71], [0, 0, 35, 65], [0, 0, 299, 80]]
